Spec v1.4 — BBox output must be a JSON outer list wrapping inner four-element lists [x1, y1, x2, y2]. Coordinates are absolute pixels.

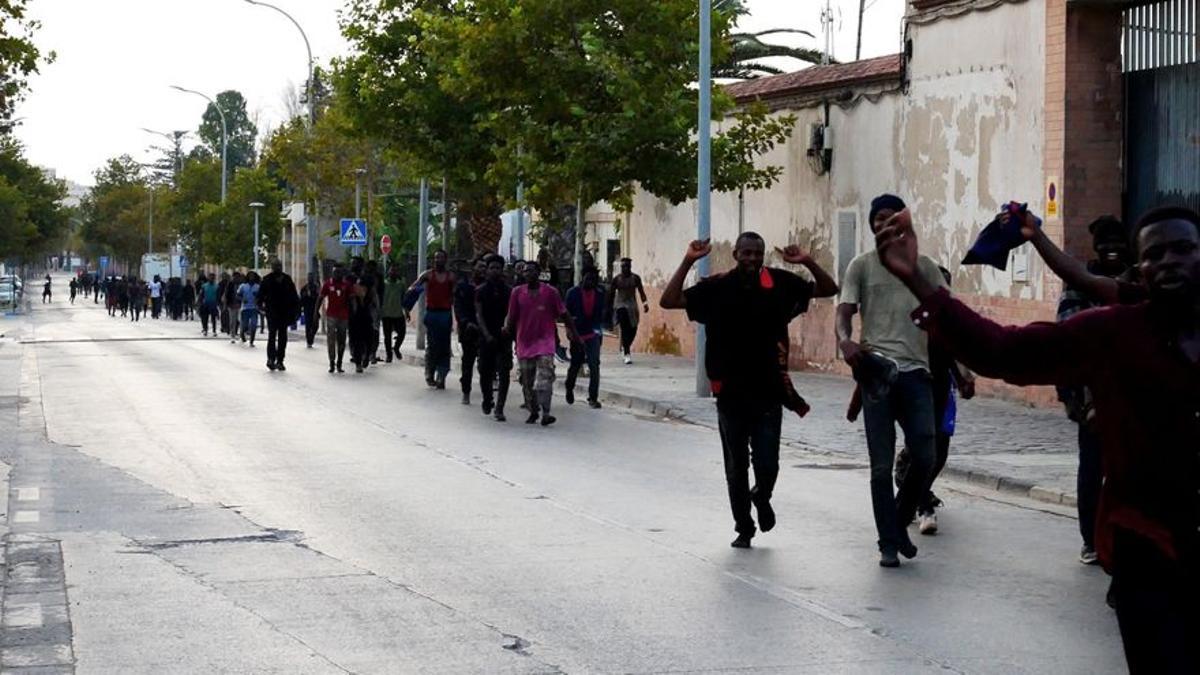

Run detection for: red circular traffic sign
[[380, 234, 392, 256]]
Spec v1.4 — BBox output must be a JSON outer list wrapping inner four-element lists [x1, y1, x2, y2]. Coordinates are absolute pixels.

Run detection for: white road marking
[[12, 511, 40, 524], [15, 487, 40, 502]]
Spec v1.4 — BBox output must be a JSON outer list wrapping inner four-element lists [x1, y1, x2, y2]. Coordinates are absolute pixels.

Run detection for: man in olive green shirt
[[836, 194, 948, 568], [380, 266, 409, 362]]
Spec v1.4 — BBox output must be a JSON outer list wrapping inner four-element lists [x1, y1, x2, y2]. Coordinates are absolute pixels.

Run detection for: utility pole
[[856, 0, 866, 61], [250, 202, 265, 270], [440, 177, 449, 255], [696, 0, 713, 398], [354, 168, 367, 258], [416, 178, 430, 350]]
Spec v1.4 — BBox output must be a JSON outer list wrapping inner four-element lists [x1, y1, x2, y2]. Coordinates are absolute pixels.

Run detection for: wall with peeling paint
[[600, 0, 1059, 404]]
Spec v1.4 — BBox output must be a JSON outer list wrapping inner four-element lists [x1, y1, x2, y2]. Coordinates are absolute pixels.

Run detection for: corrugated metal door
[[1123, 0, 1200, 222]]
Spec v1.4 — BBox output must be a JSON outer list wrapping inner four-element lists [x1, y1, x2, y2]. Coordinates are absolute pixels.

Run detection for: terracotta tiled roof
[[723, 54, 904, 103]]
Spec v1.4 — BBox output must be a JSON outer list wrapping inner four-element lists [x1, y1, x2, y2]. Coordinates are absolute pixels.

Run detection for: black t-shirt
[[476, 280, 512, 336], [685, 267, 814, 410]]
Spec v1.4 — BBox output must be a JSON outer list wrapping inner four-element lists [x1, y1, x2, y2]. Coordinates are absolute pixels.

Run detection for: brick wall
[[1058, 2, 1125, 259]]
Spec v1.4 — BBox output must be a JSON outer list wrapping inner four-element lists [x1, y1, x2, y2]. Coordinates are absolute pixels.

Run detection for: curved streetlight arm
[[244, 0, 315, 127], [170, 85, 227, 204]]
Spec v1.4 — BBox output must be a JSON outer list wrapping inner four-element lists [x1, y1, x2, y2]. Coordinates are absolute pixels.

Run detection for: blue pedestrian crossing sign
[[99, 256, 109, 268], [340, 219, 368, 246]]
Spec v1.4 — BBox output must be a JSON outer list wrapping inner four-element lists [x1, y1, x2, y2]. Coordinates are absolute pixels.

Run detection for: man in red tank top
[[410, 250, 457, 387]]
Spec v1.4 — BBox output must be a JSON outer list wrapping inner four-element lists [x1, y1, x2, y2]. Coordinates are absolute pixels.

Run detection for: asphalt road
[[0, 286, 1125, 674]]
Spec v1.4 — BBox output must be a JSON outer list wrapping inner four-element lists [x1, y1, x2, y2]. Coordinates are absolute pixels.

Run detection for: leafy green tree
[[715, 0, 826, 80], [158, 157, 222, 264], [196, 165, 287, 269], [337, 0, 504, 255], [198, 90, 258, 171], [79, 156, 152, 268], [424, 0, 795, 275], [0, 0, 55, 127], [0, 137, 68, 260]]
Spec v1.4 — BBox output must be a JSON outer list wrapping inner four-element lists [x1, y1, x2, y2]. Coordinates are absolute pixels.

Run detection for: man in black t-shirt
[[661, 232, 839, 548]]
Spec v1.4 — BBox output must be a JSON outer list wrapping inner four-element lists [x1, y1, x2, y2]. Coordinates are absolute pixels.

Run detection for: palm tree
[[715, 0, 830, 80]]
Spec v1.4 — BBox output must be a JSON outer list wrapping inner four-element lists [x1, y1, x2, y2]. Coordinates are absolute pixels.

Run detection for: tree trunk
[[459, 193, 502, 257]]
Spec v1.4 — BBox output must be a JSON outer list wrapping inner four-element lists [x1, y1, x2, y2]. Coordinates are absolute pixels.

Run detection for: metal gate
[[1122, 0, 1200, 222]]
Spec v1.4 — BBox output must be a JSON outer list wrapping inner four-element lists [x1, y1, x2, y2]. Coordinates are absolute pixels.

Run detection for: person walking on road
[[128, 277, 144, 322], [873, 204, 1200, 675], [380, 266, 408, 362], [236, 272, 261, 347], [299, 273, 321, 349], [348, 274, 377, 374], [476, 255, 514, 422], [503, 260, 580, 427], [610, 258, 649, 364], [455, 258, 486, 405], [182, 277, 196, 321], [836, 194, 947, 567], [660, 233, 838, 549], [68, 277, 77, 304], [411, 250, 455, 388], [149, 275, 163, 319], [259, 259, 300, 371], [320, 266, 352, 373], [225, 271, 244, 343], [41, 274, 51, 303], [199, 274, 220, 336], [565, 267, 606, 409]]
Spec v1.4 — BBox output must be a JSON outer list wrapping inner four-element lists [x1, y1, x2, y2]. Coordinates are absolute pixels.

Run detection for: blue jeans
[[424, 309, 452, 380], [861, 369, 935, 552], [565, 336, 602, 402], [717, 404, 783, 536]]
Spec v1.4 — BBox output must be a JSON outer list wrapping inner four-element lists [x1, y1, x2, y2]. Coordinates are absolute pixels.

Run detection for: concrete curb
[[380, 344, 1077, 511]]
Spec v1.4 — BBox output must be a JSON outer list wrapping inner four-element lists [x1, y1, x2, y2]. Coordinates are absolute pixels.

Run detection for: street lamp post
[[354, 168, 367, 258], [170, 86, 227, 204], [141, 127, 189, 183], [249, 202, 265, 270], [244, 0, 317, 278], [695, 0, 713, 398]]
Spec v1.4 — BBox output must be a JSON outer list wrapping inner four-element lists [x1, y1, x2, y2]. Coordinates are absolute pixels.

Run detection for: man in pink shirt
[[504, 261, 579, 426]]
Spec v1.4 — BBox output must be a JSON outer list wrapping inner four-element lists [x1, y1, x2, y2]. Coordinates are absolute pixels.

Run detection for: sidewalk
[[376, 331, 1082, 509]]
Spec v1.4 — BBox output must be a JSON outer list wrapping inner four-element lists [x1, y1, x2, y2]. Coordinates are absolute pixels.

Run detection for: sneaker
[[267, 361, 277, 371], [731, 533, 753, 549], [482, 400, 494, 415], [1079, 546, 1099, 565], [623, 354, 633, 365], [461, 393, 471, 406], [565, 389, 575, 405], [525, 412, 540, 425], [540, 415, 556, 427], [588, 399, 602, 409], [356, 365, 364, 373], [899, 537, 918, 560], [918, 512, 938, 536], [494, 411, 507, 422], [329, 363, 335, 373], [879, 549, 901, 568], [276, 363, 286, 372], [750, 487, 775, 532]]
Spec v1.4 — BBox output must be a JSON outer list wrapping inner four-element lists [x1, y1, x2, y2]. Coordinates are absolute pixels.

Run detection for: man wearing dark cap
[[836, 193, 948, 568]]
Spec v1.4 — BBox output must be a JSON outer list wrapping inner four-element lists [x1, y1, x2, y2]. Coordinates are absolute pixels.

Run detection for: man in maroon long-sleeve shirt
[[875, 205, 1199, 674]]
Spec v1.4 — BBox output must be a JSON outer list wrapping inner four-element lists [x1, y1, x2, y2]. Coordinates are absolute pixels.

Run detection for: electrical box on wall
[[806, 123, 833, 175]]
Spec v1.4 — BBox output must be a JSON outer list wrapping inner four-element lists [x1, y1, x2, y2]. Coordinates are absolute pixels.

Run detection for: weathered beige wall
[[605, 0, 1059, 404]]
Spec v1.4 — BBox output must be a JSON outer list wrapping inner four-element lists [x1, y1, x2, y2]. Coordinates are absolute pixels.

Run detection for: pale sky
[[14, 0, 905, 186]]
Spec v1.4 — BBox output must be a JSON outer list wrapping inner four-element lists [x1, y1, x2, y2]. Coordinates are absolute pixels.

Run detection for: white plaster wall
[[612, 0, 1047, 304]]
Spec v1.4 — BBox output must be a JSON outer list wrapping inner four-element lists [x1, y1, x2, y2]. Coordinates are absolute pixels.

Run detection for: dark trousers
[[861, 370, 935, 552], [151, 296, 162, 318], [424, 309, 453, 381], [382, 317, 406, 359], [459, 335, 479, 395], [303, 307, 319, 347], [615, 308, 638, 355], [478, 338, 513, 412], [1112, 532, 1198, 674], [1077, 423, 1103, 549], [716, 404, 782, 536], [266, 317, 289, 366], [327, 317, 348, 366], [565, 336, 602, 402], [201, 304, 218, 333]]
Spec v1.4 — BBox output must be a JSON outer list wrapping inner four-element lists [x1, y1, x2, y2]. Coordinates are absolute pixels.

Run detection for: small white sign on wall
[[1011, 244, 1030, 283]]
